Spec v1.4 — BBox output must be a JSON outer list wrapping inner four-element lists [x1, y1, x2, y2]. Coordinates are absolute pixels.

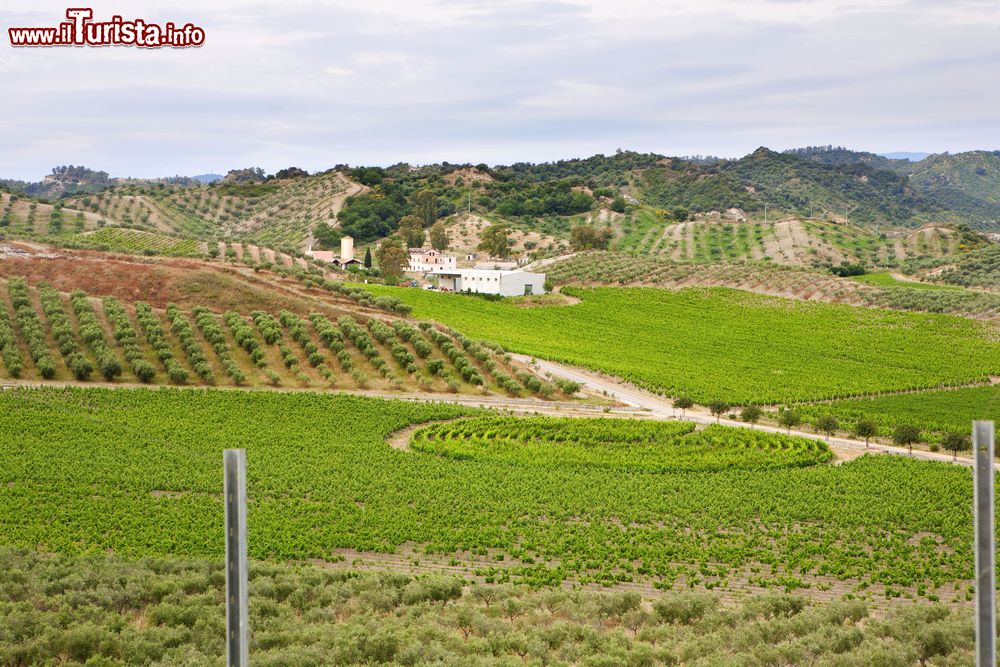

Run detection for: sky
[[2, 0, 1000, 180]]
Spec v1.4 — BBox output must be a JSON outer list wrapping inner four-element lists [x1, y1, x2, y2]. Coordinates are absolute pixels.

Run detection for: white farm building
[[408, 248, 456, 273], [433, 269, 546, 297]]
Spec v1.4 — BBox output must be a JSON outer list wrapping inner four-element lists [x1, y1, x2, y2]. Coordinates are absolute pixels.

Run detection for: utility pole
[[764, 202, 768, 224], [973, 421, 996, 667], [224, 449, 249, 667]]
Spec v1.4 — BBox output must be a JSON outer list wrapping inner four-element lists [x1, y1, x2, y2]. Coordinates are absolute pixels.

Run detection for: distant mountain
[[719, 147, 948, 226], [191, 173, 223, 184], [890, 151, 1000, 228], [783, 146, 898, 170], [879, 152, 931, 162]]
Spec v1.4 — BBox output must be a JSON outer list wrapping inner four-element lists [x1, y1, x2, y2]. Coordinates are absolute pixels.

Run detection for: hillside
[[56, 170, 359, 250]]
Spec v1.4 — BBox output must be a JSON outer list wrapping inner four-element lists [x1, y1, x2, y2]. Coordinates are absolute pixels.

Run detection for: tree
[[397, 215, 425, 248], [376, 237, 409, 284], [478, 223, 512, 258], [941, 432, 971, 461], [707, 400, 729, 423], [892, 424, 921, 455], [778, 409, 800, 434], [815, 415, 839, 440], [740, 405, 762, 424], [853, 419, 878, 448], [673, 396, 693, 418], [429, 221, 449, 252], [363, 247, 372, 269], [313, 221, 342, 250], [569, 224, 613, 251], [272, 166, 308, 180], [410, 189, 438, 227]]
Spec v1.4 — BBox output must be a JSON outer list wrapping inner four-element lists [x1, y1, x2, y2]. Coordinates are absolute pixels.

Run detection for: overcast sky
[[1, 0, 999, 179]]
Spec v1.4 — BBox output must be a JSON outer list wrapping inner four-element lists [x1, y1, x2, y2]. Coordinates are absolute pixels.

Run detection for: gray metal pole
[[973, 421, 995, 667], [224, 449, 249, 667]]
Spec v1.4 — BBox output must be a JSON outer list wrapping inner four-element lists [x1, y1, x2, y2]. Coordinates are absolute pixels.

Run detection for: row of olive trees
[[670, 396, 973, 459]]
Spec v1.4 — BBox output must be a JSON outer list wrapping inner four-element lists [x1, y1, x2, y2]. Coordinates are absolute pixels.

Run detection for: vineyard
[[70, 227, 204, 256], [411, 417, 832, 472], [360, 284, 1000, 405], [0, 386, 984, 599], [0, 276, 555, 397]]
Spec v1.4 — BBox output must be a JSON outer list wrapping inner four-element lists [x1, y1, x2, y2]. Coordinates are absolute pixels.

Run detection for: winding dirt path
[[511, 354, 980, 467]]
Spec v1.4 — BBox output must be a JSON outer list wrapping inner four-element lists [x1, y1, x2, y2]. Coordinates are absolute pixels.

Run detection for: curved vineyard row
[[412, 416, 833, 472]]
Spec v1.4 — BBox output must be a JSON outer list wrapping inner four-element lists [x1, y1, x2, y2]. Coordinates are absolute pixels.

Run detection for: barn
[[433, 269, 546, 297]]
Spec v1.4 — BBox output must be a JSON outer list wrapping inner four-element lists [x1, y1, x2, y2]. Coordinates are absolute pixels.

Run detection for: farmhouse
[[408, 248, 456, 273], [433, 269, 546, 297], [307, 236, 361, 267]]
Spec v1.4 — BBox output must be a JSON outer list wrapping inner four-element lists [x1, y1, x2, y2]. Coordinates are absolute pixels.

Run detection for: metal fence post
[[973, 421, 995, 667], [224, 449, 248, 667]]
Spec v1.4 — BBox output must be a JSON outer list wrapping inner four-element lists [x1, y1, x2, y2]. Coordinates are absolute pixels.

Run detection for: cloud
[[0, 0, 998, 179]]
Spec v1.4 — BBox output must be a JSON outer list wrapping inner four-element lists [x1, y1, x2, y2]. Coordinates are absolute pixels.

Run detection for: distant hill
[[893, 151, 1000, 228], [4, 147, 1000, 257], [639, 147, 950, 228], [880, 152, 931, 162]]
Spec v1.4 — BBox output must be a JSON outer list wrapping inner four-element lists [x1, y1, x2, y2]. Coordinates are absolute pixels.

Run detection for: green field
[[360, 285, 1000, 405], [0, 386, 982, 597], [852, 272, 962, 291], [796, 385, 1000, 437]]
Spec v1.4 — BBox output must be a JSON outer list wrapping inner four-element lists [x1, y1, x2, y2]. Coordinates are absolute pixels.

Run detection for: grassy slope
[[0, 387, 981, 597], [358, 284, 1000, 404], [852, 272, 962, 291]]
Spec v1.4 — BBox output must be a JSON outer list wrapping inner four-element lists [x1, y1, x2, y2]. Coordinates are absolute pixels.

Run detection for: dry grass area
[[446, 213, 562, 260], [0, 248, 347, 316], [442, 167, 494, 186]]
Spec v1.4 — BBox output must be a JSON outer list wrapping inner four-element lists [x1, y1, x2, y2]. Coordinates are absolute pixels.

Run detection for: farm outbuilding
[[433, 269, 546, 297]]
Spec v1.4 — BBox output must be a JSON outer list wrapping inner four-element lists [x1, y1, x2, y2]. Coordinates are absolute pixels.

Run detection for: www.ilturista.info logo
[[8, 8, 205, 48]]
